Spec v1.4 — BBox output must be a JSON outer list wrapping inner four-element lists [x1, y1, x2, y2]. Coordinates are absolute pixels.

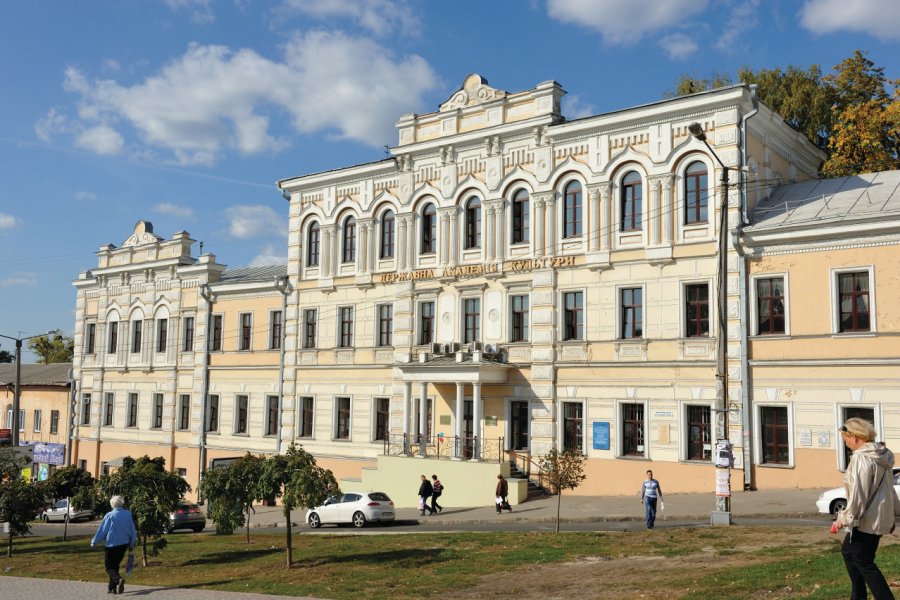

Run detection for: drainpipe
[[275, 275, 290, 455], [738, 84, 759, 491], [198, 283, 214, 495]]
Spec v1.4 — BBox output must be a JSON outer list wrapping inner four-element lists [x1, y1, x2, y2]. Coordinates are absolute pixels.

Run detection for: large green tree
[[0, 449, 48, 557], [46, 465, 95, 541], [27, 334, 74, 364], [199, 453, 266, 541], [91, 456, 190, 567], [258, 444, 338, 568]]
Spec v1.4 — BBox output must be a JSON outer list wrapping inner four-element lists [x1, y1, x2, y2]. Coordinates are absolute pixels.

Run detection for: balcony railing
[[383, 433, 505, 463]]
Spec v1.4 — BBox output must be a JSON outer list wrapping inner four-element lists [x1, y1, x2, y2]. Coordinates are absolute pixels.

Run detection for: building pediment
[[440, 74, 507, 112]]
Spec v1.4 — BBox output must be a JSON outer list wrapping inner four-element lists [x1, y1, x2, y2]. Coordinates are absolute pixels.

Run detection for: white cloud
[[800, 0, 900, 41], [562, 94, 595, 120], [0, 213, 17, 229], [715, 0, 760, 52], [225, 205, 287, 240], [280, 0, 419, 36], [75, 125, 125, 155], [74, 191, 98, 201], [34, 108, 70, 142], [547, 0, 708, 45], [0, 273, 37, 287], [49, 34, 438, 165], [164, 0, 215, 24], [153, 202, 194, 218], [248, 244, 288, 267], [659, 33, 699, 60]]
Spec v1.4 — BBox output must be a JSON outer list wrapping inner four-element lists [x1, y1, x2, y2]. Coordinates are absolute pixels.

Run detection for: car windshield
[[368, 493, 391, 502]]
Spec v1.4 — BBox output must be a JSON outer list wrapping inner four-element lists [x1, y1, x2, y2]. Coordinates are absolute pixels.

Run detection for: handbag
[[125, 551, 135, 575], [417, 497, 425, 511]]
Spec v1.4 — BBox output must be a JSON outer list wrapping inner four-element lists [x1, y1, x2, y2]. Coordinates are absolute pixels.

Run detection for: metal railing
[[507, 450, 552, 494], [383, 433, 505, 462]]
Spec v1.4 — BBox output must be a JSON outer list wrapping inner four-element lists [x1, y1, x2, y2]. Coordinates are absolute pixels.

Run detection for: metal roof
[[0, 363, 72, 387], [216, 264, 287, 284], [747, 170, 900, 232]]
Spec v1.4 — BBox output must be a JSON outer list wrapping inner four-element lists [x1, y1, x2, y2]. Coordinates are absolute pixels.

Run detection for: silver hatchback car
[[41, 499, 93, 523], [306, 492, 395, 528]]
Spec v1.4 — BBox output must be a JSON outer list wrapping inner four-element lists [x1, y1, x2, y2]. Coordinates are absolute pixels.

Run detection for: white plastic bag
[[659, 501, 665, 512]]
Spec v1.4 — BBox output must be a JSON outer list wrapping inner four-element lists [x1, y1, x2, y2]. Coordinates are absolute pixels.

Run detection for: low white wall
[[341, 455, 526, 508]]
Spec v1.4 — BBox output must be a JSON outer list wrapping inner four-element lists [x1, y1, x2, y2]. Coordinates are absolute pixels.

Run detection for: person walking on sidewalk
[[418, 474, 435, 516], [91, 495, 136, 595], [495, 474, 512, 513], [640, 470, 663, 529], [430, 474, 444, 514], [833, 418, 900, 600]]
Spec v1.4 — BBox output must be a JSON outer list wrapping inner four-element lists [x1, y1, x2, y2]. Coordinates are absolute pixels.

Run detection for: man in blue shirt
[[91, 495, 137, 594], [640, 470, 663, 529]]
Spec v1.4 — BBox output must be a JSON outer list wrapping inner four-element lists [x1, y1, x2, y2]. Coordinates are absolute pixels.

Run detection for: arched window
[[306, 221, 320, 267], [380, 210, 395, 259], [421, 202, 436, 254], [464, 197, 481, 249], [684, 161, 708, 224], [563, 181, 582, 238], [342, 216, 356, 263], [621, 171, 642, 231], [511, 189, 529, 244]]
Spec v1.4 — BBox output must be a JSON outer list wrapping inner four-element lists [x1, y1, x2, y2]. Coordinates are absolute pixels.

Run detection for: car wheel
[[831, 498, 848, 516], [193, 526, 204, 533], [162, 523, 172, 534], [352, 511, 367, 528], [308, 512, 321, 529]]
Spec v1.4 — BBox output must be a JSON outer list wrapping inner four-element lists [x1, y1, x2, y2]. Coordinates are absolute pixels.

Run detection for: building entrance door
[[510, 401, 529, 450]]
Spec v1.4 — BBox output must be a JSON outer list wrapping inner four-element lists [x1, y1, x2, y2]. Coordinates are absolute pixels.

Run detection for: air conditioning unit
[[484, 343, 499, 354], [451, 342, 461, 352], [430, 343, 443, 354], [441, 344, 453, 355], [469, 341, 482, 352]]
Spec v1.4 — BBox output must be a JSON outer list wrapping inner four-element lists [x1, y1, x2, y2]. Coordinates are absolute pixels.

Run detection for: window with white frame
[[464, 196, 481, 249], [339, 307, 354, 348], [620, 287, 643, 339], [299, 396, 314, 438], [374, 397, 390, 441], [131, 320, 143, 353], [510, 294, 529, 342], [239, 313, 252, 350], [206, 394, 219, 433], [563, 181, 582, 238], [511, 189, 529, 244], [760, 406, 790, 465], [620, 171, 642, 232], [33, 409, 42, 432], [210, 315, 223, 351], [377, 304, 393, 347], [621, 403, 645, 456], [562, 291, 584, 341], [755, 276, 786, 335], [265, 396, 279, 436], [562, 402, 583, 451], [104, 392, 114, 427], [420, 202, 437, 255], [380, 210, 395, 259], [334, 397, 351, 440], [685, 404, 711, 461], [463, 298, 481, 343], [178, 394, 190, 431], [152, 393, 164, 429], [342, 215, 357, 263], [235, 395, 249, 434], [269, 310, 282, 350], [86, 323, 96, 354], [685, 283, 710, 337], [81, 393, 91, 426], [156, 318, 168, 353], [50, 410, 59, 434], [684, 161, 708, 225], [182, 316, 195, 352], [835, 269, 873, 333], [418, 301, 435, 345], [127, 393, 138, 428], [307, 220, 320, 267], [303, 309, 317, 349], [108, 321, 119, 354]]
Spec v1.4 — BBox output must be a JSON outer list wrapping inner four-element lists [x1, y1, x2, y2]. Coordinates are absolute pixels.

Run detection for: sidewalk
[[244, 486, 833, 528]]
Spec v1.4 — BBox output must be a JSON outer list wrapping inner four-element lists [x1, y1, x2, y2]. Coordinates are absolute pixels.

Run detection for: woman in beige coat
[[834, 418, 900, 600]]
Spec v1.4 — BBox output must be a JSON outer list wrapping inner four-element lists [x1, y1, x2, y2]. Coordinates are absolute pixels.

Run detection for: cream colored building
[[73, 75, 836, 505], [741, 170, 900, 494]]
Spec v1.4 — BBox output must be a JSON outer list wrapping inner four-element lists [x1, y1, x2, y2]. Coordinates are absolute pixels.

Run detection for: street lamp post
[[0, 330, 61, 447], [688, 123, 733, 526]]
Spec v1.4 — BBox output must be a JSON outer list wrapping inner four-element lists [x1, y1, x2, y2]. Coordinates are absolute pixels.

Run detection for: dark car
[[164, 502, 206, 533]]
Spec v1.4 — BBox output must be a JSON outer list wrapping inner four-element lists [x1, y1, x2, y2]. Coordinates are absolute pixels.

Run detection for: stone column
[[588, 187, 600, 251], [398, 217, 408, 271], [662, 175, 674, 244], [495, 202, 505, 260], [600, 184, 611, 251], [534, 198, 546, 256], [472, 383, 482, 460], [440, 211, 451, 266], [650, 178, 662, 245], [545, 195, 556, 256], [357, 220, 369, 272], [485, 206, 495, 261], [367, 221, 377, 271], [449, 212, 459, 265], [419, 382, 429, 443], [455, 382, 465, 457]]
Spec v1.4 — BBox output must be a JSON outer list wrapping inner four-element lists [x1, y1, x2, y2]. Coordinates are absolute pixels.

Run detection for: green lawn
[[2, 527, 897, 599]]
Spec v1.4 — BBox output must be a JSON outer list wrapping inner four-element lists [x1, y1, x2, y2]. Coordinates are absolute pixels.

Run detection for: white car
[[816, 468, 900, 516], [306, 492, 395, 528], [41, 499, 93, 523]]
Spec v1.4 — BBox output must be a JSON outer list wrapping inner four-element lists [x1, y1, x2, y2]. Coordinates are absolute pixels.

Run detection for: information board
[[592, 421, 610, 450]]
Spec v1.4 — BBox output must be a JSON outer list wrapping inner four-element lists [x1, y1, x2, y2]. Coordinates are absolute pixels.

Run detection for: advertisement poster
[[715, 468, 731, 497]]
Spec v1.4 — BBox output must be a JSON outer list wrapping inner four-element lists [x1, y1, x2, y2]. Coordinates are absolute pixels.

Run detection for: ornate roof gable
[[439, 74, 507, 112]]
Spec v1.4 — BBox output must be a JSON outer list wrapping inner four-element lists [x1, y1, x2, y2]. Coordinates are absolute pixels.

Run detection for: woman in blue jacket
[[91, 495, 137, 594]]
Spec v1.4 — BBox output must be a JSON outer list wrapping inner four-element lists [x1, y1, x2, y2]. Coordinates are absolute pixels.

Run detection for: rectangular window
[[510, 295, 529, 342], [622, 403, 645, 456], [108, 321, 118, 354], [339, 307, 354, 348], [104, 392, 114, 427], [127, 393, 138, 428], [177, 468, 187, 478], [303, 309, 317, 349], [235, 395, 249, 434], [510, 401, 529, 450], [131, 320, 143, 353], [756, 277, 785, 335], [78, 459, 87, 471], [686, 405, 711, 461], [182, 316, 195, 352], [562, 402, 583, 451], [685, 283, 709, 337], [81, 394, 91, 426], [377, 304, 393, 347], [269, 311, 283, 350], [621, 287, 643, 339], [239, 313, 252, 350], [211, 315, 223, 351], [374, 397, 389, 441], [206, 395, 219, 432], [178, 394, 190, 431], [265, 396, 279, 436], [156, 318, 168, 353], [299, 396, 314, 438], [335, 397, 350, 440], [419, 301, 435, 345], [761, 406, 789, 464], [86, 323, 96, 354], [463, 298, 481, 343], [511, 192, 529, 244], [152, 393, 164, 429], [563, 291, 584, 341], [50, 410, 59, 434], [838, 271, 870, 332], [33, 409, 42, 433]]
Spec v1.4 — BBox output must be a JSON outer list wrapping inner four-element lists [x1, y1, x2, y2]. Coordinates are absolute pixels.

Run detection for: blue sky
[[1, 0, 899, 360]]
